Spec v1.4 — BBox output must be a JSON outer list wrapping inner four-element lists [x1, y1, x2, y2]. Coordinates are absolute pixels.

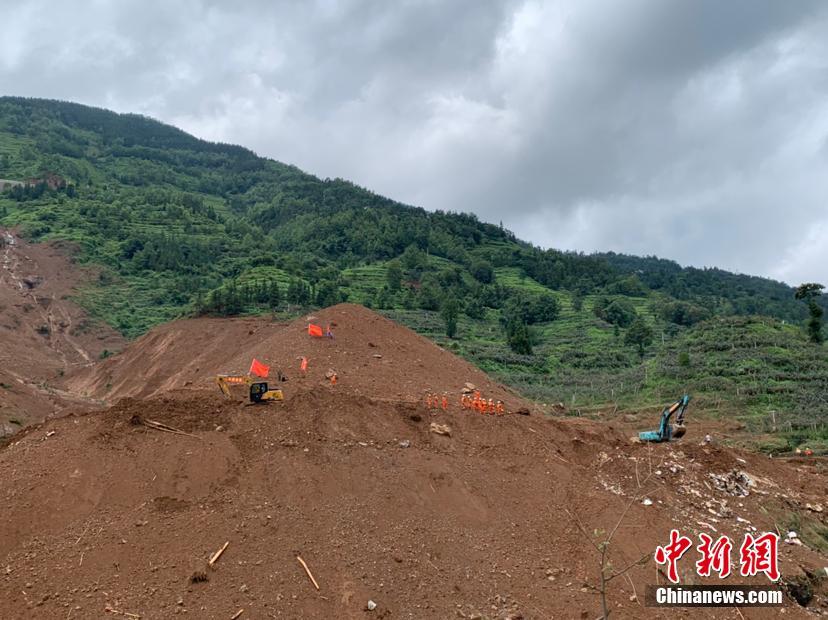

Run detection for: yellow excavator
[[215, 375, 284, 404]]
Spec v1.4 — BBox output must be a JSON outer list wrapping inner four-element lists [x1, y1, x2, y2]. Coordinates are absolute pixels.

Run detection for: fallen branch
[[230, 610, 244, 620], [143, 418, 201, 439], [604, 552, 650, 584], [131, 415, 200, 439], [104, 607, 141, 619], [208, 541, 230, 568], [297, 555, 320, 590], [74, 523, 90, 545], [624, 573, 640, 607]]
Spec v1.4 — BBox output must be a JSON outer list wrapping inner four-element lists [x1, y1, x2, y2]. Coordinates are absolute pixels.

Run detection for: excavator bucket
[[672, 424, 687, 439]]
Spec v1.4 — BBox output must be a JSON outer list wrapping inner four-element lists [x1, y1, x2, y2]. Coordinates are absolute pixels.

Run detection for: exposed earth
[[1, 232, 827, 619], [0, 229, 124, 435]]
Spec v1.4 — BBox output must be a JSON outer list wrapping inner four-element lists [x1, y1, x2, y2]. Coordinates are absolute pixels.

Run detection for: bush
[[503, 316, 532, 354], [593, 296, 637, 327], [625, 317, 654, 358], [605, 275, 648, 297], [469, 259, 494, 284], [657, 300, 711, 326], [558, 348, 635, 369], [504, 289, 560, 325], [441, 296, 460, 338], [385, 260, 402, 291], [417, 274, 442, 311], [464, 294, 486, 319]]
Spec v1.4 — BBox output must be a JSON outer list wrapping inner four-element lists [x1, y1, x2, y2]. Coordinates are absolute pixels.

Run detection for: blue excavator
[[639, 395, 690, 442]]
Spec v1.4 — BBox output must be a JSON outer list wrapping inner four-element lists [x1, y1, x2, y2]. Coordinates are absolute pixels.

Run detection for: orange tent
[[308, 324, 324, 337]]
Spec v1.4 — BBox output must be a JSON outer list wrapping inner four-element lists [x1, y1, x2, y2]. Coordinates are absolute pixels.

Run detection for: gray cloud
[[1, 0, 827, 284]]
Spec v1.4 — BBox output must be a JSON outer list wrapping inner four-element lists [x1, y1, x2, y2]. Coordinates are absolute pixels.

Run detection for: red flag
[[308, 323, 323, 337], [249, 358, 269, 378]]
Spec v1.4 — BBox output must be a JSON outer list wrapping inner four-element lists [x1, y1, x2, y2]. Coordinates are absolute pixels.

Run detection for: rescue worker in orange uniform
[[441, 395, 448, 410], [496, 400, 505, 415]]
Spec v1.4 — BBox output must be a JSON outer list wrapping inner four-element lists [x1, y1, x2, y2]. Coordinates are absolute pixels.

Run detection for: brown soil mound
[[66, 304, 524, 412], [0, 229, 125, 434], [3, 303, 828, 618]]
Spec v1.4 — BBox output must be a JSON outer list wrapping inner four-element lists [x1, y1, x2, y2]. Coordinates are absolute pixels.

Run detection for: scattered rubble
[[709, 469, 754, 496]]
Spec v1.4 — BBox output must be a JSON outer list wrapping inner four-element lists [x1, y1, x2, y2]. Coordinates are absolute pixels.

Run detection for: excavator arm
[[639, 395, 691, 442], [215, 375, 249, 397]]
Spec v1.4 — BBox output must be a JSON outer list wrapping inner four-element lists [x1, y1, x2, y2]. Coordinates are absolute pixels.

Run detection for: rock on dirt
[[429, 422, 451, 436]]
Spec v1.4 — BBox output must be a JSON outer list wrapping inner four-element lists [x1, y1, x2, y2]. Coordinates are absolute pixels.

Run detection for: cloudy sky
[[2, 0, 827, 284]]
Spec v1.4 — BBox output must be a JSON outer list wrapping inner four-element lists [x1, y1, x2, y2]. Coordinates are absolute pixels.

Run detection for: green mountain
[[1, 96, 825, 450], [596, 252, 811, 322]]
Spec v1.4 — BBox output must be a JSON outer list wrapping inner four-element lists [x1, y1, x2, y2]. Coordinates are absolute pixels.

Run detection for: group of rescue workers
[[463, 391, 505, 415], [425, 393, 449, 410], [425, 391, 505, 415]]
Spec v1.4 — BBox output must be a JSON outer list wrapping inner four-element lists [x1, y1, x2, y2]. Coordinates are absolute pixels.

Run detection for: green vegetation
[[440, 296, 459, 339], [625, 317, 653, 358], [795, 282, 825, 344], [1, 96, 826, 449]]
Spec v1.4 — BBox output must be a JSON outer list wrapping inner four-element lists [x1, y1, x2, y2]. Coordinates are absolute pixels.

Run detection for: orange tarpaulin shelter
[[249, 358, 270, 378], [308, 324, 324, 337]]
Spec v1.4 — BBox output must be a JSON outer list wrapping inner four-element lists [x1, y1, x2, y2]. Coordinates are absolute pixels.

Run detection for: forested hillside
[[1, 97, 825, 450], [596, 252, 810, 322]]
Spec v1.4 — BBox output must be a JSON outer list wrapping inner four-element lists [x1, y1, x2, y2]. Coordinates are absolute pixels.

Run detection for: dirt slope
[[1, 391, 826, 619], [0, 229, 125, 435], [3, 304, 828, 619], [65, 304, 524, 411]]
